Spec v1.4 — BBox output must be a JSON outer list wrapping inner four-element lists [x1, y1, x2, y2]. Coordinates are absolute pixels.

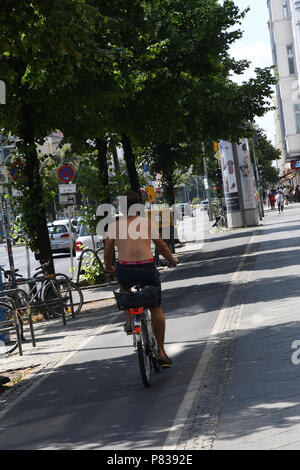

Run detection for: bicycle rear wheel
[[0, 302, 22, 355], [137, 318, 152, 387], [43, 279, 83, 318]]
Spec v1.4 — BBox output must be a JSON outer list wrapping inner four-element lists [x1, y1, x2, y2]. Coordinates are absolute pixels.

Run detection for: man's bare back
[[106, 215, 159, 262]]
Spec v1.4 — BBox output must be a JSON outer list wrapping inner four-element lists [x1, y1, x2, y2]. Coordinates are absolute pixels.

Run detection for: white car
[[75, 224, 104, 260], [201, 200, 209, 210], [47, 220, 78, 255]]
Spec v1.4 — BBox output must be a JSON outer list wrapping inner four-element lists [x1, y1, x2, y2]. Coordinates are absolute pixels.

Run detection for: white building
[[268, 0, 300, 173]]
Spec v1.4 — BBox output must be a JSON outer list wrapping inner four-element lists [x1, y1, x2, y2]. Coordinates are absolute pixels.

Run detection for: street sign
[[10, 160, 24, 182], [145, 185, 156, 203], [57, 164, 75, 183], [59, 193, 77, 206], [0, 166, 8, 185], [59, 184, 76, 194]]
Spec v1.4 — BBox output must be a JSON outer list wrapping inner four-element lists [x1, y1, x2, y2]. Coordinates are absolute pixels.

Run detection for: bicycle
[[115, 285, 161, 388], [0, 289, 36, 355], [1, 262, 83, 321]]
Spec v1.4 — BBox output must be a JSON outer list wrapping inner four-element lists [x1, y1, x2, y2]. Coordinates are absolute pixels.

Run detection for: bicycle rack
[[76, 248, 108, 285]]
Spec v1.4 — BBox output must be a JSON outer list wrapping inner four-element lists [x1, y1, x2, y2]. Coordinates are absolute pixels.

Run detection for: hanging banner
[[219, 141, 240, 212]]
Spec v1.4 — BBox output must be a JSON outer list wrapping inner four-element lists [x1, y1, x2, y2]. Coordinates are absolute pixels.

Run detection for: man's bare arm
[[104, 236, 115, 274], [153, 237, 178, 266]]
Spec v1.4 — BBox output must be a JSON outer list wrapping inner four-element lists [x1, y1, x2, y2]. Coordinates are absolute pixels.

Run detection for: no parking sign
[[57, 164, 75, 183]]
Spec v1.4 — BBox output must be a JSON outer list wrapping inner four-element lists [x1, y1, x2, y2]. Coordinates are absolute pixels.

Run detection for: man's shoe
[[123, 324, 133, 335], [158, 355, 173, 368]]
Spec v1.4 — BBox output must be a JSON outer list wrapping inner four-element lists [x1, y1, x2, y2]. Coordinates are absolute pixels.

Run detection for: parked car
[[75, 224, 104, 260], [47, 220, 78, 255], [201, 200, 209, 210]]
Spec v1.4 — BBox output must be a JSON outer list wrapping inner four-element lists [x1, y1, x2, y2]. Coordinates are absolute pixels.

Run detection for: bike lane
[[0, 226, 254, 449]]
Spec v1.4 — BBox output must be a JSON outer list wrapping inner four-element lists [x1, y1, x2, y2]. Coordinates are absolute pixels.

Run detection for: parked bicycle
[[114, 285, 161, 388], [0, 288, 36, 355], [1, 262, 83, 323], [213, 201, 227, 229]]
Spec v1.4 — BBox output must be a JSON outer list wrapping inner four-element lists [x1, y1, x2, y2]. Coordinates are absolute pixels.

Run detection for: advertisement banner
[[236, 139, 257, 210], [219, 141, 240, 212]]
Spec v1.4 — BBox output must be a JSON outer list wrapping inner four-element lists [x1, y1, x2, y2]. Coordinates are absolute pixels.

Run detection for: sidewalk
[[177, 202, 300, 450]]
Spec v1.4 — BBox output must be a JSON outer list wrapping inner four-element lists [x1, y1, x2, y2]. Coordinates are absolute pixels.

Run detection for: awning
[[280, 170, 296, 182]]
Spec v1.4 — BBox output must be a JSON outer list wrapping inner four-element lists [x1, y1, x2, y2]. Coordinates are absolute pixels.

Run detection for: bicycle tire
[[144, 310, 160, 373], [43, 279, 83, 318], [137, 319, 152, 387], [0, 302, 22, 355], [1, 295, 25, 340]]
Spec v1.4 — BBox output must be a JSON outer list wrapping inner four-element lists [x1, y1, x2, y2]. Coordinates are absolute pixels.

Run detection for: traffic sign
[[59, 193, 77, 206], [10, 160, 24, 182], [59, 184, 76, 194], [145, 185, 156, 203], [58, 164, 75, 183]]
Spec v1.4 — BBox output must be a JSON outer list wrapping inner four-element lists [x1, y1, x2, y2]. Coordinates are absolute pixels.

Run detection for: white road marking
[[162, 231, 259, 450]]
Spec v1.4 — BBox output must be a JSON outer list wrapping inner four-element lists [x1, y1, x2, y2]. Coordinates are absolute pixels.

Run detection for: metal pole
[[0, 189, 16, 287], [0, 266, 6, 345], [203, 156, 213, 221], [68, 205, 74, 280], [25, 244, 31, 279]]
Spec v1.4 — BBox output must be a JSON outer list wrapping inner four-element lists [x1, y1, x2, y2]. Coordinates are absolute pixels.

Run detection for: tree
[[251, 127, 281, 186], [112, 0, 277, 202], [0, 0, 114, 271]]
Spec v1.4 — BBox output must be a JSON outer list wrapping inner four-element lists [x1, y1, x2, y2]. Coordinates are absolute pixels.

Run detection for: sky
[[229, 0, 275, 143]]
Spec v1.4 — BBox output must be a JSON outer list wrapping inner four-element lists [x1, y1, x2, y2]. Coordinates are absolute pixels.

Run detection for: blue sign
[[58, 164, 75, 183]]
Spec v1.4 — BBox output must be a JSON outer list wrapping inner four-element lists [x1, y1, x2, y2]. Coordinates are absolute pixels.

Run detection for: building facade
[[268, 0, 300, 174]]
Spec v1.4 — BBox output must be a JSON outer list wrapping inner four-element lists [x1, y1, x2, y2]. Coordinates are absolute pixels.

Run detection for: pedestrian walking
[[269, 192, 275, 210], [276, 190, 284, 213], [284, 187, 289, 205]]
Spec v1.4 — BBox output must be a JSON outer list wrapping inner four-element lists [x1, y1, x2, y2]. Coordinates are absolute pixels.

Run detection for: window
[[294, 104, 300, 133], [287, 45, 296, 75], [283, 1, 289, 19]]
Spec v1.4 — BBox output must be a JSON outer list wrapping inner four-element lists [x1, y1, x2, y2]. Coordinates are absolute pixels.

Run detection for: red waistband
[[119, 258, 154, 265]]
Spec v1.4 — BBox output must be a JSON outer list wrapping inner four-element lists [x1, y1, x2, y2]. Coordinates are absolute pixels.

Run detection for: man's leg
[[149, 305, 167, 358], [120, 287, 132, 334]]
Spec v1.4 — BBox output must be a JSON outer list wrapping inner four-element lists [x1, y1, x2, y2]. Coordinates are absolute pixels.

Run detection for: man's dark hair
[[125, 191, 142, 214]]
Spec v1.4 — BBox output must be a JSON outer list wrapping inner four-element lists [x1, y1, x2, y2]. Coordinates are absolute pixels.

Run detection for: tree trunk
[[21, 104, 54, 274], [112, 146, 120, 174], [95, 138, 111, 203], [162, 160, 175, 253], [121, 134, 141, 196]]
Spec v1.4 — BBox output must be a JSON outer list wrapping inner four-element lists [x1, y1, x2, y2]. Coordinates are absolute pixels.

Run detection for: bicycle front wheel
[[137, 318, 152, 387]]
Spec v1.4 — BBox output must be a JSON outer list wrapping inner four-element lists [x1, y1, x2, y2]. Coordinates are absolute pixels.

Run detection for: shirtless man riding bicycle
[[104, 191, 178, 368]]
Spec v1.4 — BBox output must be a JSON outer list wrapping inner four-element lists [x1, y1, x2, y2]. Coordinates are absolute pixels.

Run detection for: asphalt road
[[0, 223, 253, 450], [0, 243, 78, 280]]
